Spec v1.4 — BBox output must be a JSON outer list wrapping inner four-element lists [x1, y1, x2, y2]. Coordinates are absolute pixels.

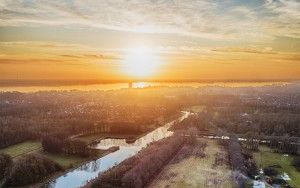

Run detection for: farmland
[[149, 139, 234, 188]]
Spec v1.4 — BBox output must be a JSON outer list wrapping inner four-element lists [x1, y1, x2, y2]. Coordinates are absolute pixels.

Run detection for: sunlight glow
[[123, 46, 161, 78]]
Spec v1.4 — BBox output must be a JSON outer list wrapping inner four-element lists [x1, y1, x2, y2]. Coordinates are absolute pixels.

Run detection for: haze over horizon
[[0, 0, 299, 82], [1, 2, 300, 187]]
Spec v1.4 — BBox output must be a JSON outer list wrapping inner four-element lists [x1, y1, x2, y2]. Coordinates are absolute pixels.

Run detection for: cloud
[[60, 54, 82, 59], [264, 0, 300, 38], [0, 41, 120, 65], [273, 54, 300, 62], [60, 54, 119, 60], [0, 41, 91, 49], [0, 58, 65, 64], [0, 0, 298, 40], [212, 47, 277, 54], [83, 54, 119, 60], [211, 46, 300, 63]]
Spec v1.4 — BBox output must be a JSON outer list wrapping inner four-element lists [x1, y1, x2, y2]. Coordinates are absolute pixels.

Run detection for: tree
[[0, 153, 12, 180], [42, 135, 64, 153], [3, 154, 61, 187]]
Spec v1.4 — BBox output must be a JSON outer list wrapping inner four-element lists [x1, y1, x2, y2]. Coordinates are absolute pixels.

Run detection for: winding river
[[43, 111, 191, 188]]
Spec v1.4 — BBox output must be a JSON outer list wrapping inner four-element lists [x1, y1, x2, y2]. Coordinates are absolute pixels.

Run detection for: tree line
[[85, 133, 186, 188]]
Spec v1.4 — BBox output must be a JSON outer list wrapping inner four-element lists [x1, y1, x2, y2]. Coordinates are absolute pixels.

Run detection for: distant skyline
[[0, 0, 299, 81]]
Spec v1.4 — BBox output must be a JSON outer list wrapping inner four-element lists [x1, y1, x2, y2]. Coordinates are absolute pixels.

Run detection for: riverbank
[[34, 146, 119, 188], [84, 133, 186, 188], [75, 111, 182, 145], [40, 111, 191, 188]]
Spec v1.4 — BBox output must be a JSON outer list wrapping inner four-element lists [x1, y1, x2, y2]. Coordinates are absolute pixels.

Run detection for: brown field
[[149, 139, 234, 188]]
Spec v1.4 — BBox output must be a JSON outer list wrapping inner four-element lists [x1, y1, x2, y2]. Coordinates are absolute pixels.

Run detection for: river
[[43, 111, 191, 188]]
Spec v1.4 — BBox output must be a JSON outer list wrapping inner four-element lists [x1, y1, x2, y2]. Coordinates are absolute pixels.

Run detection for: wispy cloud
[[264, 0, 300, 38], [212, 47, 277, 54], [0, 41, 120, 65], [0, 58, 66, 65], [211, 46, 300, 63], [60, 53, 119, 60], [0, 0, 299, 40]]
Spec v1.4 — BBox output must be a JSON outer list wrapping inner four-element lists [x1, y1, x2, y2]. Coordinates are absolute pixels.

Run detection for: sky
[[0, 0, 299, 81]]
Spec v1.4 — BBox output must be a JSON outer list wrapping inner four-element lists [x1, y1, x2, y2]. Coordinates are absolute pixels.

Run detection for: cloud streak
[[0, 0, 299, 40], [0, 41, 120, 66], [212, 47, 277, 54]]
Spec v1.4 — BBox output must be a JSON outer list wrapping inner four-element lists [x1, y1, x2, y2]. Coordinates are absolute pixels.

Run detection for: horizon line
[[0, 79, 298, 87]]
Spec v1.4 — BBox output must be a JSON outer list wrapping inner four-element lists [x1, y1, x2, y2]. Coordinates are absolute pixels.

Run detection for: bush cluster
[[3, 154, 61, 187]]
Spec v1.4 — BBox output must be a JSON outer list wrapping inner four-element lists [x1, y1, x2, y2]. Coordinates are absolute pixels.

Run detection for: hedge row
[[87, 133, 185, 188]]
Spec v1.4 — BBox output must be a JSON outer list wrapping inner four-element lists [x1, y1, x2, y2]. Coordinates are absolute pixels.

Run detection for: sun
[[123, 46, 161, 78]]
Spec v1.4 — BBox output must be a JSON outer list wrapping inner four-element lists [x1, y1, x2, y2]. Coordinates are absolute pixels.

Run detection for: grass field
[[186, 105, 206, 113], [0, 141, 42, 158], [253, 146, 300, 187], [36, 151, 87, 169], [254, 146, 300, 187], [149, 139, 233, 188]]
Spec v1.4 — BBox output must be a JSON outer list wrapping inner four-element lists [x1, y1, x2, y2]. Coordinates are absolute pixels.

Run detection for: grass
[[0, 141, 42, 158], [0, 140, 86, 169], [0, 139, 110, 170], [150, 139, 234, 188], [186, 105, 206, 113], [37, 147, 112, 169], [77, 133, 106, 143], [37, 151, 87, 169], [253, 146, 300, 187]]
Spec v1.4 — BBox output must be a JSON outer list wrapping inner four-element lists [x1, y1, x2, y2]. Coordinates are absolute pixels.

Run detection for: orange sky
[[0, 0, 299, 81]]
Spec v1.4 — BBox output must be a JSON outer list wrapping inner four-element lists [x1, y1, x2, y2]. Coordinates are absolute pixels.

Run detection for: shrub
[[243, 151, 258, 178], [293, 158, 300, 171], [3, 154, 62, 186], [42, 135, 64, 153], [272, 178, 287, 185], [0, 153, 12, 180], [263, 167, 279, 176], [228, 139, 246, 173], [228, 138, 249, 187]]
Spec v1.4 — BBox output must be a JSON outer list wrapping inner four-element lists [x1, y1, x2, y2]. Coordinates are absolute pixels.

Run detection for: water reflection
[[77, 161, 100, 173], [92, 124, 173, 150], [43, 111, 190, 188]]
